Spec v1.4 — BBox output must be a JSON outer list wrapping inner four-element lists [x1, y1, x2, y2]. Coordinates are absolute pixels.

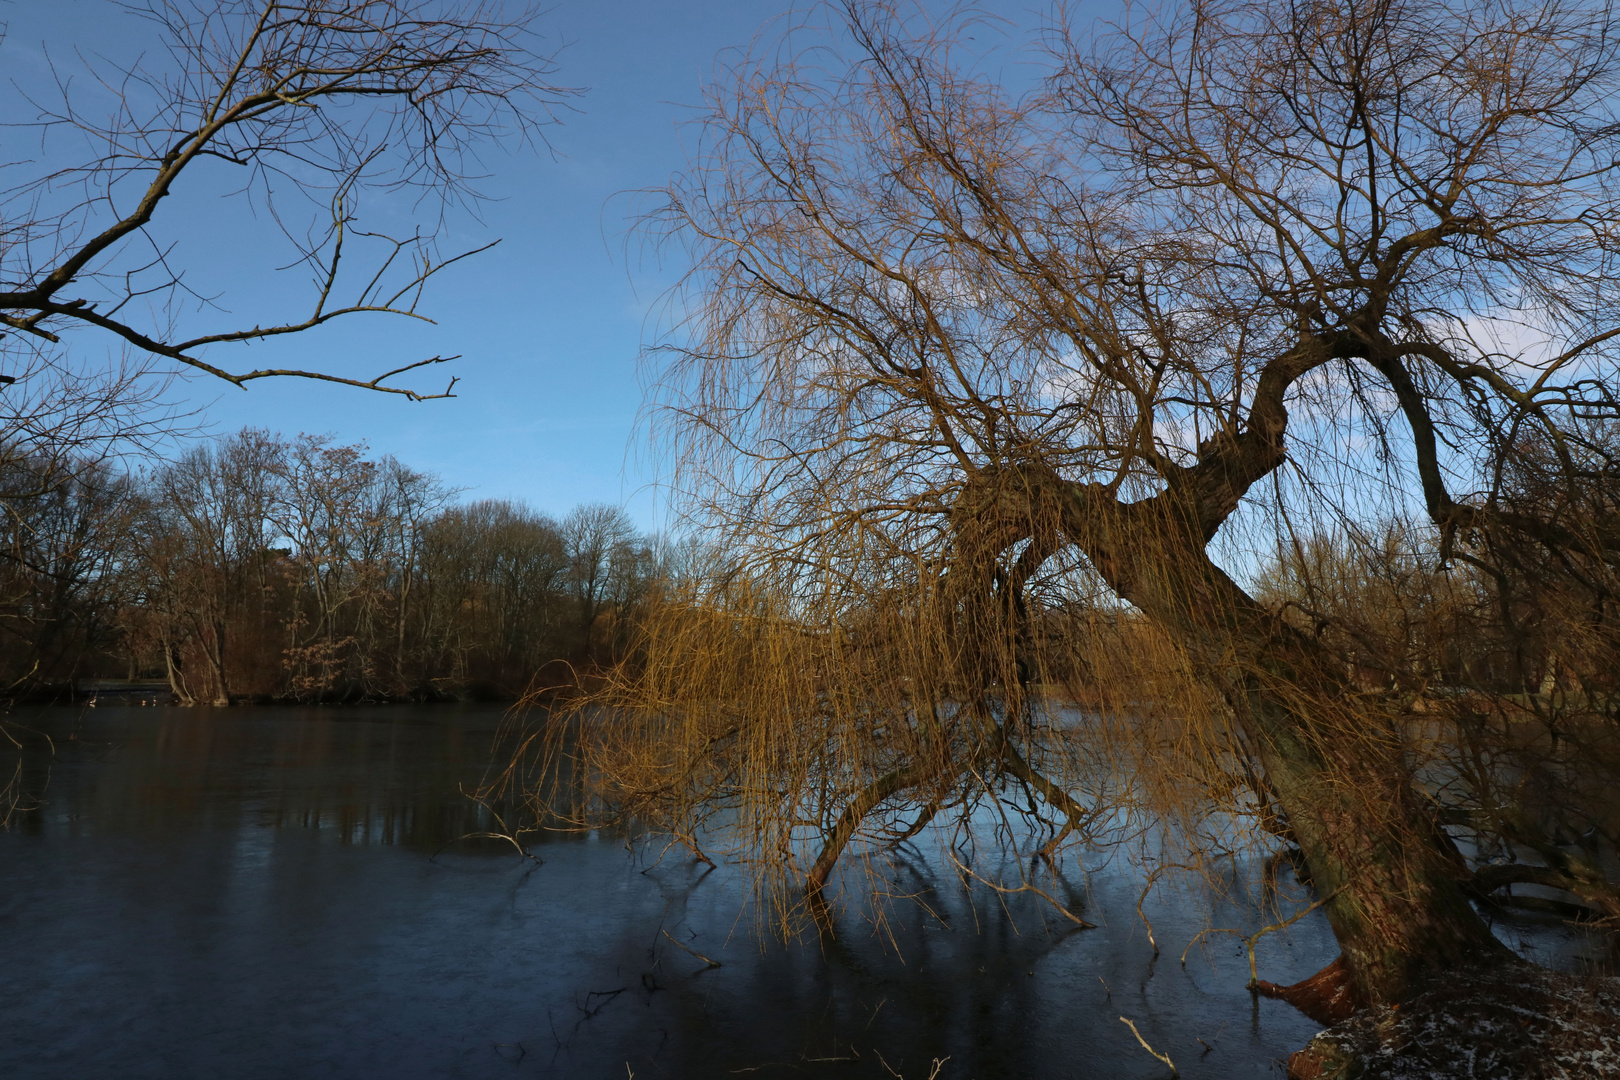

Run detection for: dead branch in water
[[1119, 1016, 1177, 1076]]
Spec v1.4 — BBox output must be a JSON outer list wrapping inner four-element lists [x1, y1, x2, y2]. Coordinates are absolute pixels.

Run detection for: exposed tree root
[[1255, 954, 1364, 1025]]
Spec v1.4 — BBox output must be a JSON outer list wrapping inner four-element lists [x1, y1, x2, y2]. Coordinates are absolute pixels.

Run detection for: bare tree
[[0, 0, 574, 399], [523, 0, 1620, 1021], [560, 502, 635, 644], [136, 427, 282, 703], [272, 432, 376, 693], [415, 498, 572, 692], [0, 452, 140, 688], [375, 455, 457, 689], [120, 427, 614, 702]]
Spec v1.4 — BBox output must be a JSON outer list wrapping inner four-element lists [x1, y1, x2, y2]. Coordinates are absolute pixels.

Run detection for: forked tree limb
[[803, 714, 1095, 899], [805, 763, 932, 895], [0, 0, 572, 401], [996, 732, 1095, 856]]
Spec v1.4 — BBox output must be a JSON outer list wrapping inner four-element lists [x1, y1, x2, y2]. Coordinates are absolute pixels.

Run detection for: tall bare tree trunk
[[205, 617, 230, 707], [162, 633, 195, 707]]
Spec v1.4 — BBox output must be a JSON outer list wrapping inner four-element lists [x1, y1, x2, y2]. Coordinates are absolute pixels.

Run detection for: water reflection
[[12, 705, 518, 849], [0, 705, 1370, 1079]]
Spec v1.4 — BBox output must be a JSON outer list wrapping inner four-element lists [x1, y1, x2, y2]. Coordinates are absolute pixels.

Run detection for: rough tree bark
[[1018, 335, 1515, 1007], [1064, 491, 1509, 1009]]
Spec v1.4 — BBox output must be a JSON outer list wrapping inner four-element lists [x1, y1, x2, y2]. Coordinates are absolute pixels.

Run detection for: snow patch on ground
[[1289, 966, 1620, 1079]]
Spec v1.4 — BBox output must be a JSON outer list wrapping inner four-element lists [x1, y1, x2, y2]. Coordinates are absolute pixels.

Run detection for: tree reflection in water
[[1, 705, 1593, 1080]]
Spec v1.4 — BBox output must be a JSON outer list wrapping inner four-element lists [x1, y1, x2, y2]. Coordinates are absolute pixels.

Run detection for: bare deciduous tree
[[0, 0, 574, 399], [521, 0, 1620, 1022], [136, 427, 282, 703], [561, 502, 636, 643]]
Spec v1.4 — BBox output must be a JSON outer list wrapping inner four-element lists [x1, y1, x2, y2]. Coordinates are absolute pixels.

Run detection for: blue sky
[[1, 1, 1056, 530]]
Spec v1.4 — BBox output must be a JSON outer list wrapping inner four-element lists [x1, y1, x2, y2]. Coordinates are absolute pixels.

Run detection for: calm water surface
[[1, 704, 1350, 1079]]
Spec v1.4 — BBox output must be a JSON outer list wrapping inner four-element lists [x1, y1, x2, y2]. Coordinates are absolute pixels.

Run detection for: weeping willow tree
[[507, 0, 1620, 1017]]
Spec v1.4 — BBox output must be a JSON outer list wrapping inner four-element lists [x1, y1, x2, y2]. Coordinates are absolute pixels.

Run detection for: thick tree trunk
[[1058, 482, 1510, 1007], [950, 331, 1511, 1007], [1242, 681, 1508, 1004]]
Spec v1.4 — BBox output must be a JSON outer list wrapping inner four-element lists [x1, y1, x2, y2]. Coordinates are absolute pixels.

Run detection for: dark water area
[[0, 705, 1400, 1078]]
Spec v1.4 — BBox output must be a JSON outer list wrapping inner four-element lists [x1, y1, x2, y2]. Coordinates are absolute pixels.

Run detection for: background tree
[[0, 453, 139, 690], [272, 433, 380, 694], [561, 503, 637, 648], [375, 456, 458, 688], [77, 426, 649, 703], [139, 429, 282, 704], [415, 498, 573, 694]]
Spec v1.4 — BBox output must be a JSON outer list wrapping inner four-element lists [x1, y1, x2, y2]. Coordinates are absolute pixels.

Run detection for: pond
[[0, 703, 1527, 1079]]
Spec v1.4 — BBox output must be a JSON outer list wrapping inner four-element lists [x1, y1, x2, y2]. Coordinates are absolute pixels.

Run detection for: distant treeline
[[0, 428, 689, 703]]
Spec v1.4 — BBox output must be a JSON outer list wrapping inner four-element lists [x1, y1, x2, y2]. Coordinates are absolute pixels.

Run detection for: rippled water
[[2, 704, 1366, 1079]]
